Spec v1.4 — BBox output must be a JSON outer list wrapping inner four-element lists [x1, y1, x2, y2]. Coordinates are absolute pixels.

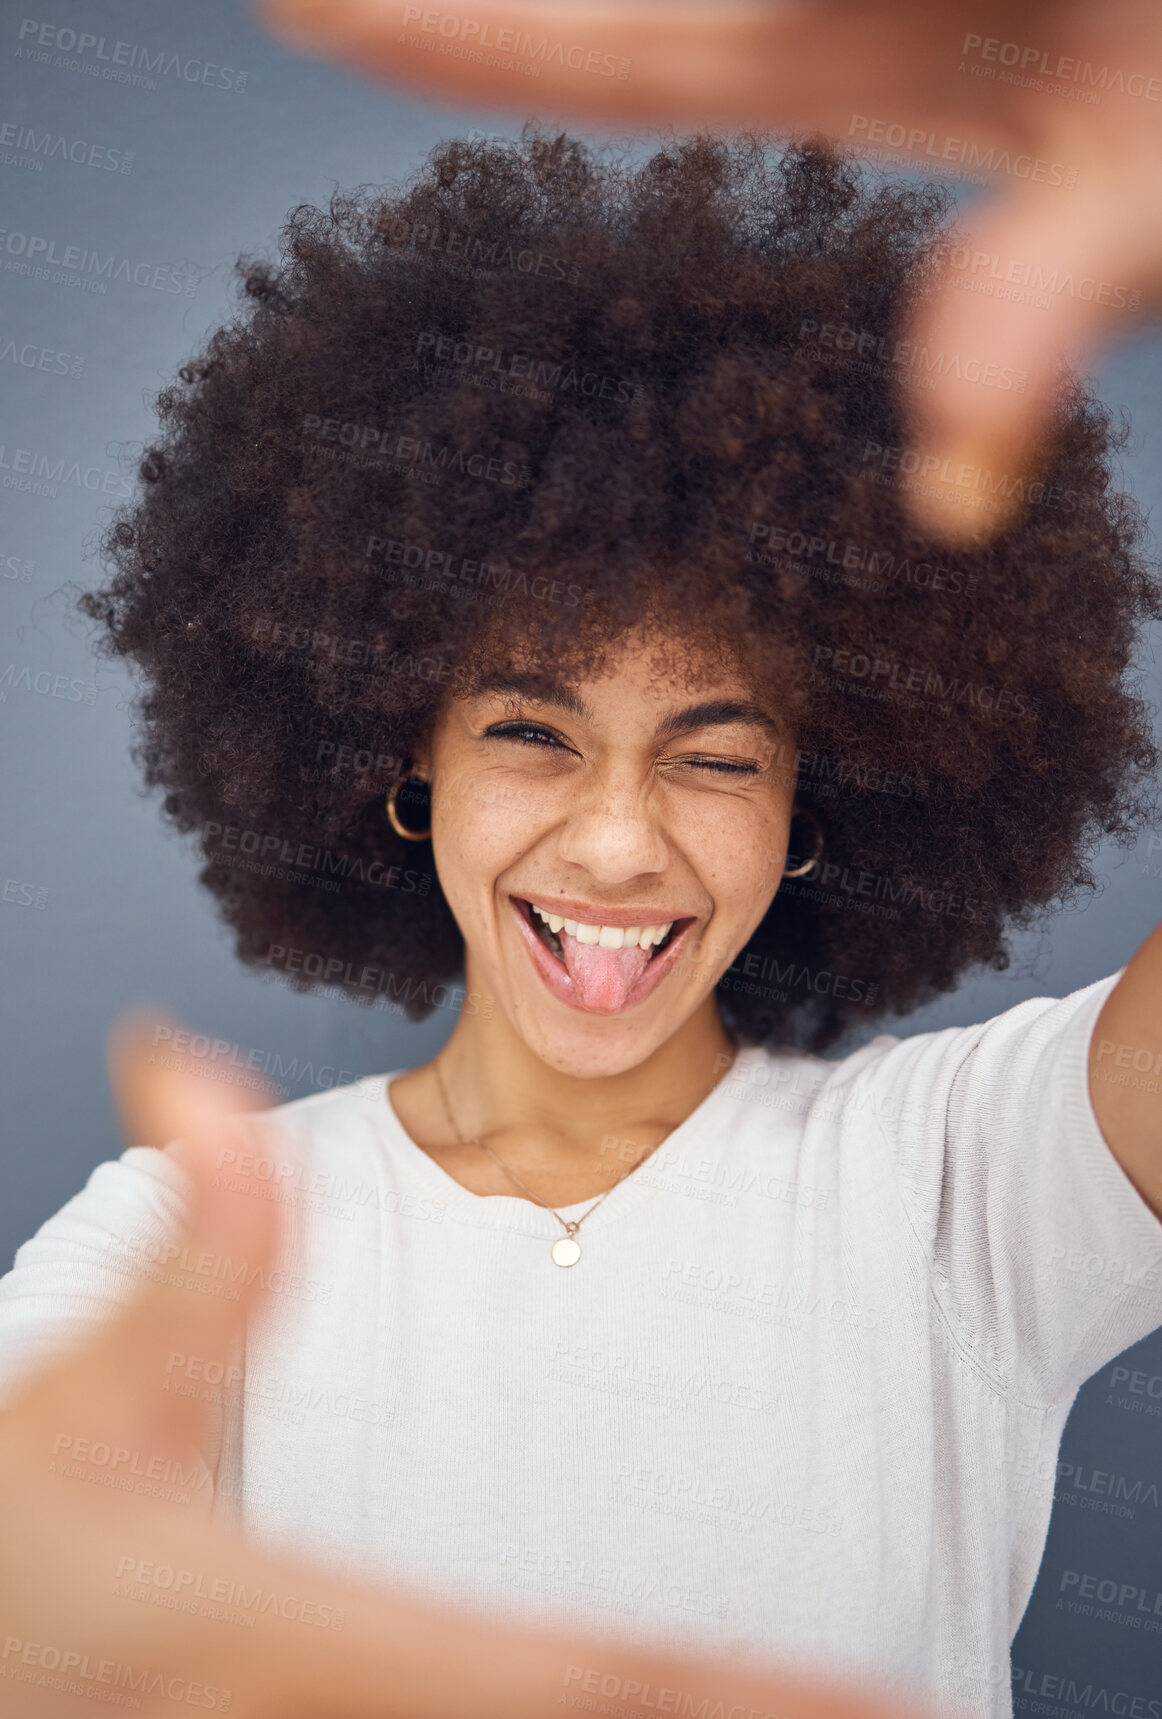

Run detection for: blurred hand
[[253, 0, 1162, 542], [0, 1011, 935, 1719]]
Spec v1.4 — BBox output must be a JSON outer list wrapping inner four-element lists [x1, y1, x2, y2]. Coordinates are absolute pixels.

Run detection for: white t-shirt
[[3, 971, 1162, 1719]]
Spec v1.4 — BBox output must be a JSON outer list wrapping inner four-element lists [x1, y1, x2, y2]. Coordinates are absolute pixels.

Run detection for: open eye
[[484, 721, 567, 750]]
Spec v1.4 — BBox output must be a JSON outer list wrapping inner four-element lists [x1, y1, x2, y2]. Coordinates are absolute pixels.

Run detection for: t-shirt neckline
[[367, 1045, 760, 1237]]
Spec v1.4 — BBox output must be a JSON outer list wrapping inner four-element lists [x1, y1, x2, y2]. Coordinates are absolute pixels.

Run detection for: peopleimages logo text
[[16, 19, 248, 90], [0, 229, 197, 293], [400, 7, 630, 77]]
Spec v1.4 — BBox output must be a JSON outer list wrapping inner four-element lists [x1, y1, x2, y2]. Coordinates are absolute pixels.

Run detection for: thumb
[[106, 1009, 284, 1465], [898, 180, 1150, 544], [10, 1012, 283, 1489]]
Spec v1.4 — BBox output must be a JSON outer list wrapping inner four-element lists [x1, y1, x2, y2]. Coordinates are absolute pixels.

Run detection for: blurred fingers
[[252, 0, 1025, 140], [898, 174, 1159, 542]]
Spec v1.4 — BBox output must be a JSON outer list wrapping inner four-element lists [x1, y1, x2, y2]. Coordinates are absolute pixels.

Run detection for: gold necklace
[[431, 1058, 659, 1267]]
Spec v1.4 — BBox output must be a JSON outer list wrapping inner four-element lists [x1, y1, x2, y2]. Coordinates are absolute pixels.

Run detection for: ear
[[408, 734, 433, 781]]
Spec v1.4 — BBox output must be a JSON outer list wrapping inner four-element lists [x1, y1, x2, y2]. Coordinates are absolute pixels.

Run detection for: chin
[[507, 1007, 680, 1081]]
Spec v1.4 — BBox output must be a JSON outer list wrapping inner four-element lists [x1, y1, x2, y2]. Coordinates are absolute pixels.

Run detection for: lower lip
[[509, 897, 694, 1016]]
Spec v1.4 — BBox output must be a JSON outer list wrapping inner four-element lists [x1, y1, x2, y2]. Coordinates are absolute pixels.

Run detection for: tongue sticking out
[[557, 928, 654, 1011]]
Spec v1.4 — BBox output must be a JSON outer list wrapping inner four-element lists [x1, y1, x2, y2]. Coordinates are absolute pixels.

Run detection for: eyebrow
[[477, 675, 783, 740]]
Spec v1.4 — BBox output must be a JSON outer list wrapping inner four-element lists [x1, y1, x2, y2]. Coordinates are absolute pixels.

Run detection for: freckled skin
[[387, 624, 799, 1203]]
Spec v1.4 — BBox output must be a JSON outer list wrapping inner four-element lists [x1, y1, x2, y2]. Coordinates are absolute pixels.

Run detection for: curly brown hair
[[80, 126, 1162, 1052]]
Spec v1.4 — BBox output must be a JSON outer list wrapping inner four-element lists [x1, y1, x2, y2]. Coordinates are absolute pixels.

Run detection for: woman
[[2, 130, 1161, 1719]]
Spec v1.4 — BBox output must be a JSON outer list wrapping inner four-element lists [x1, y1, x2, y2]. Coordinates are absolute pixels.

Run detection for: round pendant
[[551, 1236, 582, 1268]]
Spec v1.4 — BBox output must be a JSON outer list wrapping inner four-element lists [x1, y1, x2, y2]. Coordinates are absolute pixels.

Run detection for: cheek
[[431, 772, 541, 912], [718, 846, 784, 922], [686, 799, 791, 905], [438, 771, 541, 848]]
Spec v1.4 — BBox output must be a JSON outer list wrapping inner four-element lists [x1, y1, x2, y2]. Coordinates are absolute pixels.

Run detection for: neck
[[435, 956, 737, 1159]]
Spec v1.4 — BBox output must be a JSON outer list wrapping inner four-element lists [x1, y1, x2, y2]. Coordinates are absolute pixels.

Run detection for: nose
[[553, 766, 670, 884]]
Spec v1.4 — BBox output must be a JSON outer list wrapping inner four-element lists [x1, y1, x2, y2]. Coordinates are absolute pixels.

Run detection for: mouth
[[524, 901, 682, 961], [510, 895, 696, 1015]]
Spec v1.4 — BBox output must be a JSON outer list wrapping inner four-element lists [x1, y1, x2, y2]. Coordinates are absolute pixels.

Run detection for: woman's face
[[412, 626, 798, 1078]]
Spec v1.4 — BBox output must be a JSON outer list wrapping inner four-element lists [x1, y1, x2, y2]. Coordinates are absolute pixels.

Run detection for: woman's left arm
[[1089, 922, 1162, 1223]]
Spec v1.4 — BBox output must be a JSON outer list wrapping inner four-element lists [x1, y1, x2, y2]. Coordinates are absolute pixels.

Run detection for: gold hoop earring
[[385, 770, 432, 842], [782, 809, 823, 878]]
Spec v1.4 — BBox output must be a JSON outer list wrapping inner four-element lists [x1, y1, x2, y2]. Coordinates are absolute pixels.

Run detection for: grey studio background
[[1, 0, 1161, 1702]]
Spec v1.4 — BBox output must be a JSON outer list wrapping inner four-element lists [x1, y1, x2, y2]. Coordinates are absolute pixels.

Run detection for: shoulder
[[212, 1071, 404, 1182], [724, 970, 1123, 1134], [839, 970, 1123, 1111], [9, 1072, 405, 1266], [721, 1035, 901, 1127]]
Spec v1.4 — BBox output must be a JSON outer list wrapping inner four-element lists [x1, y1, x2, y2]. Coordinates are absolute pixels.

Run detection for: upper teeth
[[532, 906, 673, 951]]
